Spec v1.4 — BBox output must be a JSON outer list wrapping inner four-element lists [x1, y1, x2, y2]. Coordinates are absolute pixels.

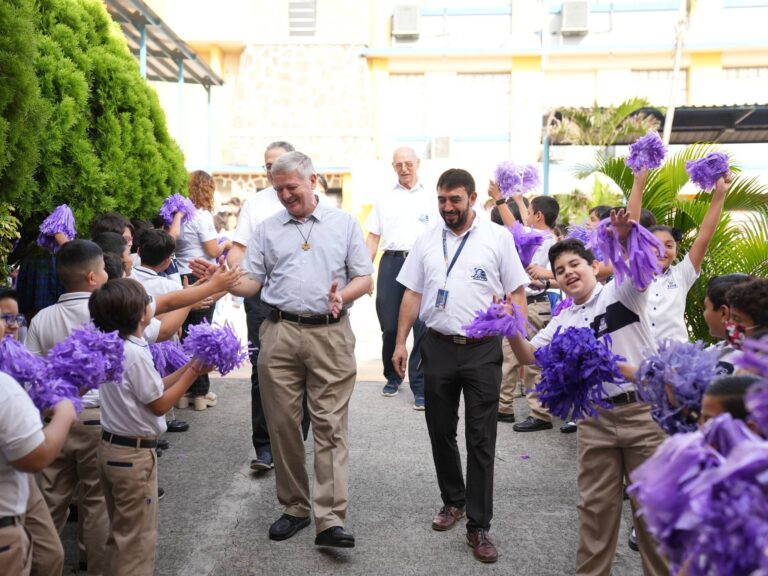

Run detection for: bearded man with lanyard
[[393, 168, 528, 563]]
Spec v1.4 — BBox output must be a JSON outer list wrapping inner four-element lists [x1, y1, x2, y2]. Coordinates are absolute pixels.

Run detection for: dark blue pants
[[375, 253, 426, 396], [181, 274, 214, 397]]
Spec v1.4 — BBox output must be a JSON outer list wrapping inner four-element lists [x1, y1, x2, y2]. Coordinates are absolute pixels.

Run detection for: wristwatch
[[495, 198, 506, 206]]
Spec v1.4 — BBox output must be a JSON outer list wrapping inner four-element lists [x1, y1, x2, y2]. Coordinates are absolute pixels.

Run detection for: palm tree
[[577, 144, 768, 342]]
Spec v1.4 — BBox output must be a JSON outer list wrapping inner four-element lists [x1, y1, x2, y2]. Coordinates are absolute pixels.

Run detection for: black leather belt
[[0, 516, 17, 528], [102, 431, 158, 449], [606, 391, 637, 406], [527, 293, 550, 304], [268, 307, 346, 325], [383, 250, 409, 258], [428, 328, 497, 346]]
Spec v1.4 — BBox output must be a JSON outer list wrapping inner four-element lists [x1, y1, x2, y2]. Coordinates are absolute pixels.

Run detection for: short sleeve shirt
[[0, 372, 44, 516], [175, 210, 218, 273], [364, 182, 439, 251], [647, 254, 700, 342], [131, 266, 181, 298], [99, 336, 166, 437]]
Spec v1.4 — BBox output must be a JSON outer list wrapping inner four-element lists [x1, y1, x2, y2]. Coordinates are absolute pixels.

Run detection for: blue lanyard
[[442, 229, 470, 279]]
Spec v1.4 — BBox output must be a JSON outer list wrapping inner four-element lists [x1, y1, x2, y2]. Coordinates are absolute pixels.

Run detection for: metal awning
[[104, 0, 223, 88]]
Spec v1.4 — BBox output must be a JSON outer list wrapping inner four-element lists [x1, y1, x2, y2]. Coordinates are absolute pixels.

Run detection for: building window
[[631, 69, 688, 107], [722, 67, 768, 103], [289, 0, 316, 37], [723, 66, 768, 79]]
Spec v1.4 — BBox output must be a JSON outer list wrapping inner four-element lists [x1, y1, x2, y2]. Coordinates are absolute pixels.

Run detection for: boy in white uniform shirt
[[0, 314, 76, 576], [506, 216, 669, 576]]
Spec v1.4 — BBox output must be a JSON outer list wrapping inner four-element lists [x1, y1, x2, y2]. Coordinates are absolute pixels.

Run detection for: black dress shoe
[[167, 419, 190, 433], [157, 438, 170, 451], [269, 514, 311, 541], [513, 416, 554, 432], [628, 527, 639, 551], [560, 421, 577, 434], [315, 526, 355, 548], [497, 413, 516, 423]]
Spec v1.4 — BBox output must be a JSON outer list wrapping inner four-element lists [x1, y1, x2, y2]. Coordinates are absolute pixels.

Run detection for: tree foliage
[[578, 145, 768, 342]]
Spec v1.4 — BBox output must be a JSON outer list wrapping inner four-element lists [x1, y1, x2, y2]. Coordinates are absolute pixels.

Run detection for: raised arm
[[626, 168, 649, 224], [487, 180, 518, 227], [687, 173, 731, 272]]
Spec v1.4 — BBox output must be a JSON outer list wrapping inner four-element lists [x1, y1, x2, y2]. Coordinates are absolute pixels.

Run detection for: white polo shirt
[[396, 213, 529, 336], [175, 210, 218, 274], [0, 372, 44, 516], [711, 341, 740, 377], [100, 335, 166, 437], [365, 181, 439, 251], [647, 254, 700, 342], [525, 231, 555, 297], [131, 265, 181, 298], [531, 280, 656, 397]]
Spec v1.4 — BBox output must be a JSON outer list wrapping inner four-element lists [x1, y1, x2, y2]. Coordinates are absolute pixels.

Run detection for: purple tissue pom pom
[[521, 165, 540, 192], [37, 204, 76, 252], [552, 298, 573, 318], [494, 162, 539, 197], [746, 380, 768, 437], [533, 326, 626, 420], [685, 152, 730, 192], [507, 222, 545, 268], [182, 320, 248, 376], [149, 341, 190, 378], [635, 340, 720, 435], [701, 411, 763, 457], [625, 132, 667, 173], [462, 302, 527, 339], [159, 193, 197, 226], [589, 219, 663, 290], [27, 377, 84, 414], [0, 336, 47, 388], [46, 323, 125, 391], [567, 225, 603, 261], [736, 336, 768, 379]]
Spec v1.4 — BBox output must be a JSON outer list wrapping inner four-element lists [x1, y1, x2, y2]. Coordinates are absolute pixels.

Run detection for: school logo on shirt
[[471, 268, 488, 281], [418, 213, 430, 223], [666, 279, 678, 289]]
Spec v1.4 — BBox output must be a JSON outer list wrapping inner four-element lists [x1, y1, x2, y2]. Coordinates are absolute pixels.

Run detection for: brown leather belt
[[267, 307, 346, 326], [606, 391, 637, 406], [428, 328, 497, 346]]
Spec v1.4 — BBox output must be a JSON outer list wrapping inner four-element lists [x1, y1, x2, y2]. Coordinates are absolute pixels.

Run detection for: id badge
[[435, 288, 449, 310]]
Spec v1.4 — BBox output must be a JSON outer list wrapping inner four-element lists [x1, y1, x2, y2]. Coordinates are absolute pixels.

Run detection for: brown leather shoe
[[431, 505, 465, 531], [466, 529, 498, 563]]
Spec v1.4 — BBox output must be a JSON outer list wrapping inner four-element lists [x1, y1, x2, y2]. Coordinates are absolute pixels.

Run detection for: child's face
[[553, 251, 599, 304], [703, 296, 728, 339], [92, 259, 109, 289], [730, 306, 757, 336], [653, 230, 678, 271], [699, 394, 727, 425], [586, 211, 601, 230], [0, 297, 21, 340]]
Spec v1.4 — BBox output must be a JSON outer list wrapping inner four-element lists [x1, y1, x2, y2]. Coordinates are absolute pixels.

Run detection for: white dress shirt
[[365, 181, 440, 251], [647, 254, 700, 343]]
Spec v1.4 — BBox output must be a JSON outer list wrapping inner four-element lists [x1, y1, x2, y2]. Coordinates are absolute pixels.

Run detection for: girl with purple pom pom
[[89, 278, 212, 576], [506, 210, 670, 576]]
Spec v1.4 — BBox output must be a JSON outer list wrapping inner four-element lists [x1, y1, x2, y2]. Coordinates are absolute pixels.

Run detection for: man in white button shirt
[[365, 147, 439, 409]]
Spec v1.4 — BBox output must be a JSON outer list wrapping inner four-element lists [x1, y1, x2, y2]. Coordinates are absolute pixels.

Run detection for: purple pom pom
[[685, 152, 730, 192], [159, 193, 197, 226], [463, 302, 527, 339], [182, 320, 248, 376], [737, 336, 768, 378], [507, 222, 546, 268], [27, 377, 84, 414], [149, 341, 190, 377], [0, 336, 48, 388], [494, 161, 522, 198], [589, 219, 663, 290], [552, 298, 573, 317], [746, 380, 768, 437], [46, 323, 125, 391], [628, 431, 722, 568], [625, 132, 667, 173], [635, 340, 720, 435], [37, 204, 76, 252], [701, 412, 762, 457], [567, 224, 603, 261], [521, 165, 540, 193], [533, 327, 626, 420]]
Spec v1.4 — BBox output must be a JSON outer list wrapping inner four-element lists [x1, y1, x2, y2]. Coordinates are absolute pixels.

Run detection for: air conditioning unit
[[430, 136, 451, 159], [392, 5, 420, 39], [560, 1, 589, 36]]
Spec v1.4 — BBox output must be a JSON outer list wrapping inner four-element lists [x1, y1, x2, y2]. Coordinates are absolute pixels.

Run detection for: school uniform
[[98, 335, 165, 576], [531, 280, 669, 576], [0, 372, 46, 576], [647, 254, 699, 343], [130, 265, 181, 297]]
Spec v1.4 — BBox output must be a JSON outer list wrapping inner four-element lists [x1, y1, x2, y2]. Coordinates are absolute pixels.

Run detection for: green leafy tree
[[578, 144, 768, 342]]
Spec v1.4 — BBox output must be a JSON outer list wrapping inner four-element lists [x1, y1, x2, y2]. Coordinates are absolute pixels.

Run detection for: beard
[[441, 208, 469, 230]]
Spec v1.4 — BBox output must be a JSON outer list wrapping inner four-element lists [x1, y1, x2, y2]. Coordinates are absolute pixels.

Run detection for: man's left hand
[[328, 280, 343, 318]]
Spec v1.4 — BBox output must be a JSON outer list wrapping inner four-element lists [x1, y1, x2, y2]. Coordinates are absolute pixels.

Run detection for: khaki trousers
[[0, 522, 31, 576], [23, 476, 64, 576], [98, 440, 159, 576], [498, 339, 524, 414], [258, 316, 357, 533], [576, 402, 669, 576], [500, 299, 552, 421], [40, 407, 107, 576]]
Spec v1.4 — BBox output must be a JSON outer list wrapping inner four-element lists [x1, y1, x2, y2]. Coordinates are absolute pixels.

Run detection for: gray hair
[[265, 141, 295, 153], [271, 151, 315, 179]]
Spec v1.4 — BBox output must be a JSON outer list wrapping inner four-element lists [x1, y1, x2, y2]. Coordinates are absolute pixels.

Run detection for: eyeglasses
[[392, 162, 415, 170], [0, 314, 25, 326], [263, 163, 273, 171]]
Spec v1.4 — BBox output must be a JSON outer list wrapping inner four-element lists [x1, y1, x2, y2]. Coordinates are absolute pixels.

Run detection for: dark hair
[[138, 229, 175, 267], [490, 196, 528, 226], [89, 278, 149, 338], [530, 196, 560, 228], [589, 205, 611, 221], [55, 239, 104, 289], [266, 141, 295, 153], [130, 219, 154, 254], [91, 213, 133, 238], [706, 273, 753, 309], [102, 252, 124, 280], [649, 225, 683, 243], [726, 278, 768, 327], [639, 209, 657, 228], [92, 232, 128, 257], [548, 238, 596, 271], [436, 168, 475, 195], [704, 374, 762, 421], [554, 223, 569, 240]]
